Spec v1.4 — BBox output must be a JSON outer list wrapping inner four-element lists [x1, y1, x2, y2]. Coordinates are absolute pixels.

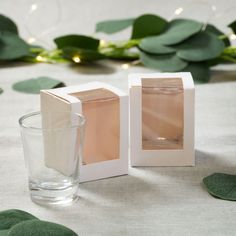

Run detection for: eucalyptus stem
[[25, 48, 69, 64], [99, 39, 140, 50], [24, 40, 236, 66], [220, 55, 236, 63], [29, 47, 44, 54], [219, 46, 236, 63], [219, 34, 229, 40], [222, 46, 236, 55], [97, 39, 140, 60]]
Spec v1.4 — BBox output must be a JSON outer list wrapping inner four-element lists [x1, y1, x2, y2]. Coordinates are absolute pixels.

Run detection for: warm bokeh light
[[100, 40, 107, 47], [230, 33, 236, 41], [174, 7, 184, 15], [30, 4, 38, 12], [121, 63, 130, 69], [27, 37, 36, 44], [36, 55, 45, 62], [72, 56, 81, 63]]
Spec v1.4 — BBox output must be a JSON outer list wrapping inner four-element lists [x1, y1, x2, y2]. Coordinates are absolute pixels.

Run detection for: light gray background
[[0, 0, 236, 235]]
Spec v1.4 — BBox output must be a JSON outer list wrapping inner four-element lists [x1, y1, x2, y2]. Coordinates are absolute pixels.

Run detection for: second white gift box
[[129, 72, 195, 166], [40, 82, 128, 182]]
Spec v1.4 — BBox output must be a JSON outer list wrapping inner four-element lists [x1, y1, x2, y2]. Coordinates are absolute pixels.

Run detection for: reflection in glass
[[142, 78, 184, 150]]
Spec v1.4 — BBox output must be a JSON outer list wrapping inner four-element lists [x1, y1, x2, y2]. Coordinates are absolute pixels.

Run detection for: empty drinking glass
[[19, 111, 85, 205]]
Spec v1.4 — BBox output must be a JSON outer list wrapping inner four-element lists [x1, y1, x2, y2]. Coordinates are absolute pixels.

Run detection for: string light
[[100, 40, 107, 47], [174, 7, 184, 15], [24, 1, 62, 48], [72, 56, 81, 63], [30, 4, 38, 12], [230, 33, 236, 41], [211, 5, 217, 12], [121, 63, 130, 69], [36, 55, 46, 62], [27, 37, 36, 44], [121, 60, 141, 70]]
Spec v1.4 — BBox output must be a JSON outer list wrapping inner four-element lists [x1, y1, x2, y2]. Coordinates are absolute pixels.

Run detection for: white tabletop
[[0, 0, 236, 235]]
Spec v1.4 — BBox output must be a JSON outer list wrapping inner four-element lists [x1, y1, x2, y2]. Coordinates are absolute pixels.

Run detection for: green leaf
[[139, 36, 176, 54], [181, 62, 210, 83], [0, 88, 3, 94], [96, 18, 134, 34], [203, 173, 236, 201], [207, 57, 228, 67], [62, 47, 106, 63], [8, 220, 77, 236], [0, 209, 37, 230], [158, 19, 203, 45], [54, 35, 99, 50], [0, 32, 30, 60], [177, 32, 225, 62], [228, 20, 236, 34], [131, 14, 168, 39], [12, 77, 65, 94], [0, 14, 18, 34], [205, 24, 230, 46], [140, 51, 188, 72], [0, 230, 9, 236]]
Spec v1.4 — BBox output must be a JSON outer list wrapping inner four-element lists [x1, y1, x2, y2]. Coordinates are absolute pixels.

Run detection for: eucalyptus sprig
[[1, 13, 236, 85], [0, 209, 77, 236]]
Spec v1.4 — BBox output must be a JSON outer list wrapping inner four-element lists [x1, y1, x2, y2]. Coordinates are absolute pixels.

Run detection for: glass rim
[[19, 111, 86, 131]]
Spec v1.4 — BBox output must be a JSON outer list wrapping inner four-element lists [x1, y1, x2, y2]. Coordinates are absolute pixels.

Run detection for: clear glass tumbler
[[19, 111, 85, 205]]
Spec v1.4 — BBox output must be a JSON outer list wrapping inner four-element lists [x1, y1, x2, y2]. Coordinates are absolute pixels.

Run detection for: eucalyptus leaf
[[54, 35, 99, 50], [0, 32, 30, 60], [140, 51, 188, 72], [131, 14, 167, 39], [205, 24, 230, 46], [62, 47, 105, 63], [0, 14, 18, 34], [12, 77, 65, 94], [0, 209, 37, 230], [177, 32, 225, 62], [139, 36, 176, 54], [0, 88, 3, 94], [96, 18, 134, 34], [8, 220, 77, 236], [0, 230, 9, 236], [181, 62, 210, 83], [228, 20, 236, 34], [204, 24, 222, 35], [207, 57, 233, 67], [158, 19, 203, 45], [203, 173, 236, 201]]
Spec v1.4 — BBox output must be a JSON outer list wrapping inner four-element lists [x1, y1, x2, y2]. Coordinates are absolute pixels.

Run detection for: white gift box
[[40, 82, 128, 182], [129, 73, 195, 166]]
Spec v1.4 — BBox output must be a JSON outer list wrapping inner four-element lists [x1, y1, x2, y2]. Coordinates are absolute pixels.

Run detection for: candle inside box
[[129, 73, 195, 166], [41, 82, 128, 182]]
